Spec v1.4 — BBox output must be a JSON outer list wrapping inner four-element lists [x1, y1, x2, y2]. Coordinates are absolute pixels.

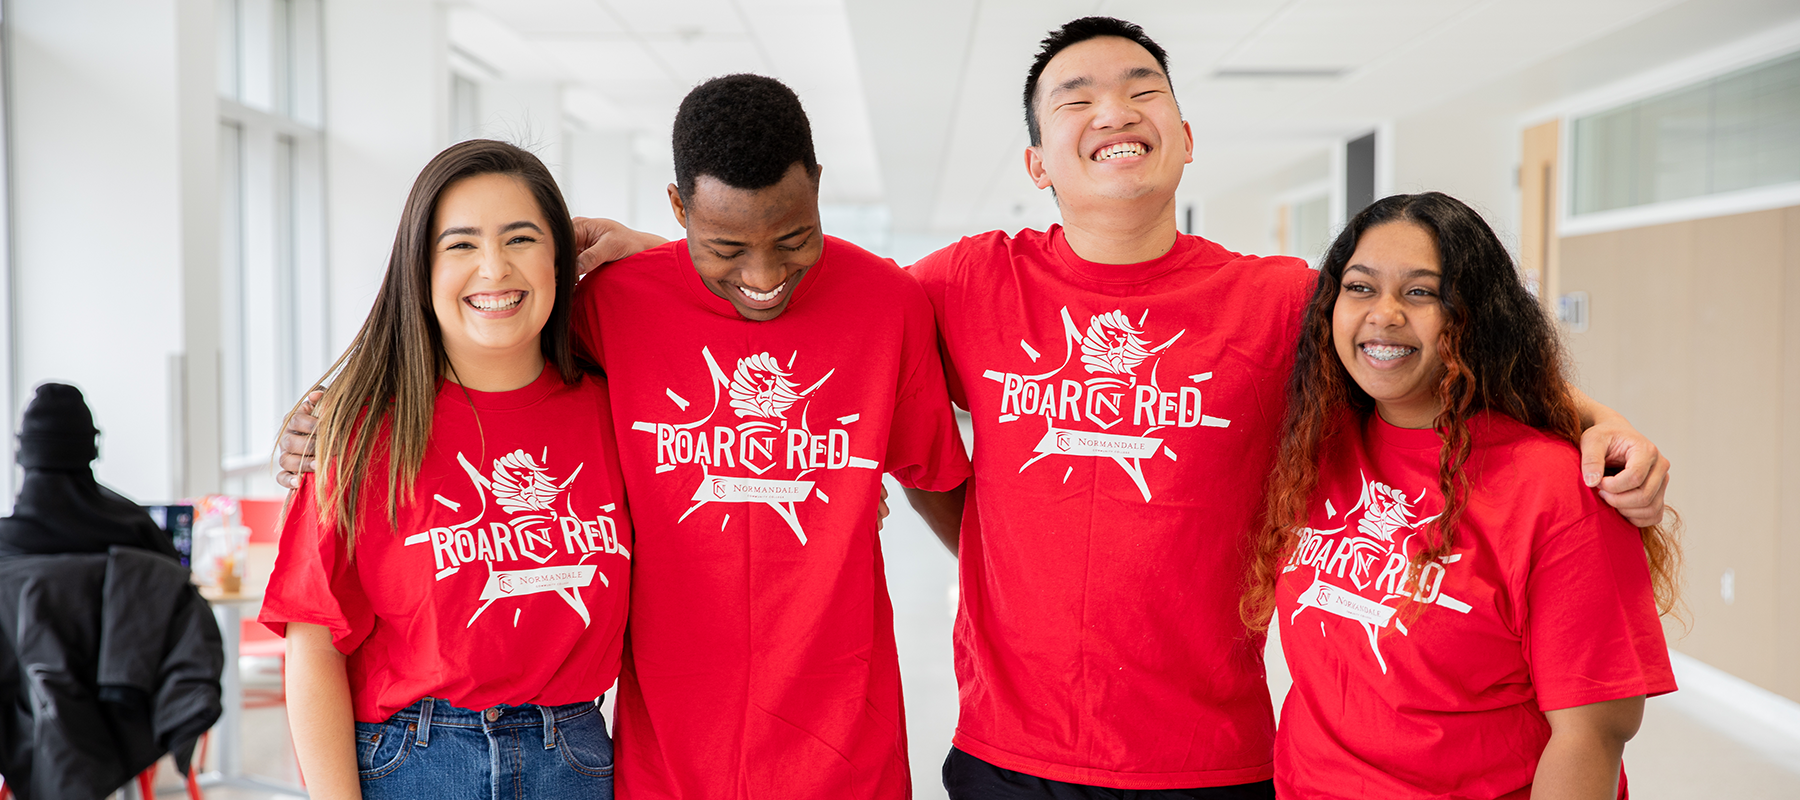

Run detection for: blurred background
[[3, 0, 1798, 796]]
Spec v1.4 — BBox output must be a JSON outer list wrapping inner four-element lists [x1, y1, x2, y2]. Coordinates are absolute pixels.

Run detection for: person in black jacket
[[0, 383, 182, 560], [0, 383, 222, 800]]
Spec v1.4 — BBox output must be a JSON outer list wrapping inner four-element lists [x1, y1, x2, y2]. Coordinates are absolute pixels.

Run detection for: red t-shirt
[[909, 226, 1315, 788], [260, 367, 633, 723], [1274, 411, 1676, 798], [571, 236, 972, 799]]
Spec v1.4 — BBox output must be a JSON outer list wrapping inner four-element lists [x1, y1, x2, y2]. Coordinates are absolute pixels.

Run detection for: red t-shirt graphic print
[[632, 345, 878, 546], [1273, 411, 1675, 799], [260, 368, 632, 724], [982, 305, 1234, 501]]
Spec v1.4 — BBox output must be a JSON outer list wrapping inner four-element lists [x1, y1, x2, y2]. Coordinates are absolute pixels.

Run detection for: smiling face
[[1332, 221, 1449, 429], [430, 172, 557, 384], [1025, 35, 1193, 209], [669, 161, 823, 321]]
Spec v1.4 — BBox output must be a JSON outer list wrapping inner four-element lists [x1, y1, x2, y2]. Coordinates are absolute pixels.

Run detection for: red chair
[[237, 498, 288, 708], [1, 753, 204, 799]]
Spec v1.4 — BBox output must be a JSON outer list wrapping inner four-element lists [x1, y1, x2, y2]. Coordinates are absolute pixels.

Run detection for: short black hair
[[672, 74, 819, 201], [1023, 17, 1174, 146]]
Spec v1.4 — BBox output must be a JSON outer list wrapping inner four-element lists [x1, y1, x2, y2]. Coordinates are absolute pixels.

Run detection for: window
[[217, 0, 326, 493], [1571, 50, 1800, 216]]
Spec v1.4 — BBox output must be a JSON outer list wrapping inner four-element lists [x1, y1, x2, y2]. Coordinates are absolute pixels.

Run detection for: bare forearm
[[903, 482, 966, 556], [286, 623, 362, 799], [1534, 697, 1642, 800], [1570, 386, 1617, 429], [1532, 730, 1625, 799]]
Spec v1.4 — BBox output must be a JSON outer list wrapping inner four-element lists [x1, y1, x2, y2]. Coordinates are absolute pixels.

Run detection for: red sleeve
[[257, 474, 376, 655], [904, 241, 969, 411], [1521, 508, 1677, 711], [883, 274, 972, 493], [570, 271, 607, 369]]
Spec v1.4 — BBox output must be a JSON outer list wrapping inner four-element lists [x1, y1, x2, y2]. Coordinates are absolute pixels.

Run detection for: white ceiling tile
[[462, 0, 625, 35], [604, 0, 747, 36], [1217, 0, 1486, 71], [536, 38, 676, 86], [459, 0, 1796, 242], [638, 37, 769, 86]]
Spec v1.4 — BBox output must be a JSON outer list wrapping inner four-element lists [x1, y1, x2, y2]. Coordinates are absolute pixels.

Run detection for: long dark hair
[[1242, 192, 1681, 628], [282, 139, 582, 549]]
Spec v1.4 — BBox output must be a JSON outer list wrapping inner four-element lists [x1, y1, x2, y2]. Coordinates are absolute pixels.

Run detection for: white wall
[[563, 130, 636, 226], [320, 0, 447, 355], [1201, 150, 1332, 260], [1388, 98, 1523, 252], [10, 0, 218, 504]]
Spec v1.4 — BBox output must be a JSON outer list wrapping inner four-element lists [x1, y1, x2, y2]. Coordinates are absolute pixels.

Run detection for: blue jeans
[[355, 697, 613, 799]]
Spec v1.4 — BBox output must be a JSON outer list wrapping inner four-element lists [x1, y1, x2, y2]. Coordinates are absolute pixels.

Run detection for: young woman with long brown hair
[[1242, 192, 1680, 799], [259, 140, 633, 798]]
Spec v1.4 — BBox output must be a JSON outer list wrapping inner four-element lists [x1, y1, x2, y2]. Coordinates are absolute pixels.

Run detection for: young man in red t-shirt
[[900, 17, 1672, 800], [569, 75, 970, 799]]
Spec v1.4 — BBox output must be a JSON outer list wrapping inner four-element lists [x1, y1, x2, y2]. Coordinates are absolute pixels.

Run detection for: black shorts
[[942, 747, 1275, 800]]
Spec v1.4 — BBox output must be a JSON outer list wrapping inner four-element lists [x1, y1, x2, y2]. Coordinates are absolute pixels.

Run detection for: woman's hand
[[1533, 695, 1644, 800], [285, 622, 362, 798]]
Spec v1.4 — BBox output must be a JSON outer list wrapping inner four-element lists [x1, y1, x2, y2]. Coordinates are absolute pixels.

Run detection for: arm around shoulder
[[1569, 387, 1671, 528]]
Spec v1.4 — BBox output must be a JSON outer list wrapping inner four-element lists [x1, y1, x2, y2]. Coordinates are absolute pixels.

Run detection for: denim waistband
[[384, 696, 603, 749]]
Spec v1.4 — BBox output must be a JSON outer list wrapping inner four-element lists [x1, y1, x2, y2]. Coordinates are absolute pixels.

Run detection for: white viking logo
[[729, 352, 804, 420], [1356, 479, 1418, 544], [491, 449, 562, 515], [1080, 310, 1154, 376]]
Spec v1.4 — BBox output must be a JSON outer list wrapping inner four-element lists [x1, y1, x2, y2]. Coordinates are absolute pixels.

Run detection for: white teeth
[[1362, 343, 1416, 362], [738, 282, 785, 303], [468, 292, 523, 311], [1094, 142, 1147, 161]]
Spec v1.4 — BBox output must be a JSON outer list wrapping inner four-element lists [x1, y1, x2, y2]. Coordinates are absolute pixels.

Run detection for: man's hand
[[573, 217, 668, 277], [276, 391, 323, 490], [878, 483, 890, 531], [1579, 413, 1671, 528]]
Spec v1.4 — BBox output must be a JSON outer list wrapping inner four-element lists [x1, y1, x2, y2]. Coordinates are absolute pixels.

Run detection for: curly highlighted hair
[[1240, 192, 1682, 631]]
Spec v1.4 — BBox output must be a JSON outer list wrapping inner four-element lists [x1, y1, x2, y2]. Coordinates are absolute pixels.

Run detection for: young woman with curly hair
[[1241, 192, 1681, 799]]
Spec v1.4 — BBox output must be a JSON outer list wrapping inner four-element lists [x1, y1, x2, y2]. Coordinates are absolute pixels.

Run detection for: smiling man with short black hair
[[571, 73, 970, 799]]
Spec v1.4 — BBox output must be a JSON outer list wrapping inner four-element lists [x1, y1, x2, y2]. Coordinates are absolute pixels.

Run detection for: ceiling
[[452, 0, 887, 205], [446, 0, 1795, 240]]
